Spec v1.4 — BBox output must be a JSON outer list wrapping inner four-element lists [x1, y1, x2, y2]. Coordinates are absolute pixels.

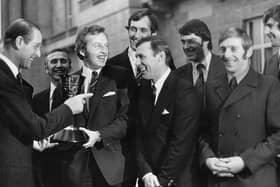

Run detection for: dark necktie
[[195, 63, 206, 109], [17, 73, 23, 85], [51, 87, 64, 110], [229, 77, 237, 93], [151, 83, 157, 105]]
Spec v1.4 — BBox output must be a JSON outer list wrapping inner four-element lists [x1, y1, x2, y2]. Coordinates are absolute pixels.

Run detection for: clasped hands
[[206, 156, 245, 177]]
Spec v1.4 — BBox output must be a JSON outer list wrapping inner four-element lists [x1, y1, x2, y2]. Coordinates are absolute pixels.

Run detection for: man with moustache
[[136, 36, 200, 187], [32, 48, 72, 187], [263, 4, 280, 79], [61, 25, 129, 187], [108, 10, 175, 187], [0, 18, 91, 187], [200, 27, 280, 187]]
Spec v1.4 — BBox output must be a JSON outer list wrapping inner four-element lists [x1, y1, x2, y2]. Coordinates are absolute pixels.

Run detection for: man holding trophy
[[59, 25, 129, 187]]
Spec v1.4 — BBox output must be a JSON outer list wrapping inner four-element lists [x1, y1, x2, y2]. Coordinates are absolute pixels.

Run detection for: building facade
[[0, 0, 279, 93]]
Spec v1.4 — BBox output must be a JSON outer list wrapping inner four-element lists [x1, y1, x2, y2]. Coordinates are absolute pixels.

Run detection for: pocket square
[[162, 109, 170, 115], [103, 91, 116, 97]]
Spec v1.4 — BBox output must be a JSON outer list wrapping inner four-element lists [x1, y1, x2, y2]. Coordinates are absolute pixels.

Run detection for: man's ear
[[14, 36, 24, 50], [246, 47, 253, 58]]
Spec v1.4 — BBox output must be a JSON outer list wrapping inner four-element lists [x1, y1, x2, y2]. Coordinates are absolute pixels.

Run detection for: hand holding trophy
[[52, 74, 89, 145]]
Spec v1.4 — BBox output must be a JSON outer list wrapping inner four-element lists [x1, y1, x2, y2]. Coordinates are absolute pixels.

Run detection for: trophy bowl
[[51, 74, 88, 145]]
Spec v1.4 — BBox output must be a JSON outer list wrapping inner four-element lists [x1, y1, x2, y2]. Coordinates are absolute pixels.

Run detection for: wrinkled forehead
[[219, 37, 243, 48], [46, 51, 68, 62]]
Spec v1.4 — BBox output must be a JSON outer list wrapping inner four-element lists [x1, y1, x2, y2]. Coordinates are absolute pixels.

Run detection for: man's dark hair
[[4, 18, 40, 49], [263, 5, 280, 29], [127, 10, 158, 33], [75, 25, 105, 60], [179, 19, 212, 50], [136, 36, 175, 69]]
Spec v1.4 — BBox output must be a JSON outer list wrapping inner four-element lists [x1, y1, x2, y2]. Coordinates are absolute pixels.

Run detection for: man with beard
[[263, 5, 280, 79], [108, 10, 175, 187], [200, 27, 280, 187], [32, 48, 72, 187]]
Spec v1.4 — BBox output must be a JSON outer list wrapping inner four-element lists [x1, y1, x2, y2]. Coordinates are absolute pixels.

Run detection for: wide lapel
[[223, 68, 258, 108], [150, 73, 174, 126], [207, 54, 225, 82], [87, 74, 108, 121]]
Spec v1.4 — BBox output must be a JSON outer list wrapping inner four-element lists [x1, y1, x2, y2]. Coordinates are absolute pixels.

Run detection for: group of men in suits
[[3, 4, 280, 187]]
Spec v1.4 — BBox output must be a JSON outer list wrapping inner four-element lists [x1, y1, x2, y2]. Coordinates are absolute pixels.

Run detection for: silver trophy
[[52, 74, 88, 145]]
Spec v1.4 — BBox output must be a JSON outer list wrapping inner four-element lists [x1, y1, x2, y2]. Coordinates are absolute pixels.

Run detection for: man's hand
[[206, 157, 234, 177], [33, 137, 58, 152], [143, 173, 161, 187], [219, 156, 245, 174], [79, 127, 101, 149], [64, 93, 93, 114]]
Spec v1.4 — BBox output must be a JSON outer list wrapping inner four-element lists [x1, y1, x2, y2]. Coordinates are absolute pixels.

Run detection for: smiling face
[[18, 28, 42, 69], [264, 17, 280, 47], [128, 16, 153, 51], [219, 37, 250, 75], [84, 32, 109, 70], [45, 51, 71, 81], [180, 33, 205, 63]]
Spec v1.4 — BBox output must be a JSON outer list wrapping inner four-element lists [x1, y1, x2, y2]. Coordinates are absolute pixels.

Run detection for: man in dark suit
[[60, 25, 129, 187], [108, 10, 176, 187], [200, 27, 280, 187], [135, 36, 201, 187], [263, 5, 280, 78], [176, 19, 226, 104], [32, 48, 72, 187], [0, 18, 91, 187]]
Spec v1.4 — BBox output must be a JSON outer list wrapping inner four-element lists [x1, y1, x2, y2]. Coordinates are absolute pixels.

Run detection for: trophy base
[[51, 128, 88, 145]]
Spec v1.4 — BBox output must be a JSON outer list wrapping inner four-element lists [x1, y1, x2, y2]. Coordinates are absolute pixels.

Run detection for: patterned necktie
[[89, 71, 98, 92], [195, 63, 206, 109]]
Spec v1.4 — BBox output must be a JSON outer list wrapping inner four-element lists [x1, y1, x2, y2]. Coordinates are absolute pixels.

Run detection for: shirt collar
[[227, 65, 250, 84], [49, 81, 57, 100], [81, 64, 101, 78], [0, 53, 19, 78], [154, 68, 171, 92]]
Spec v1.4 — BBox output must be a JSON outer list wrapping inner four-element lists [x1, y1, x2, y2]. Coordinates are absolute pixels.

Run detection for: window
[[79, 0, 105, 11], [244, 16, 273, 73]]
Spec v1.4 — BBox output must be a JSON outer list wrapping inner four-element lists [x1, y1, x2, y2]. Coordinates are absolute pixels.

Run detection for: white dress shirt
[[191, 52, 212, 85], [153, 68, 171, 105], [81, 65, 101, 93]]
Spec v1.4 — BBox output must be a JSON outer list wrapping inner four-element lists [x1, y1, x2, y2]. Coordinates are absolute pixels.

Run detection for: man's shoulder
[[107, 49, 128, 66]]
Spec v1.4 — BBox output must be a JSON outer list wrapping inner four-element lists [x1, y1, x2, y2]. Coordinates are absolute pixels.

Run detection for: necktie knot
[[196, 63, 205, 74], [229, 77, 237, 91]]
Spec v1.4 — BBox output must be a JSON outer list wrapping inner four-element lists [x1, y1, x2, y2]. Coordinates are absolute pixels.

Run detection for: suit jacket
[[264, 53, 280, 79], [201, 68, 280, 187], [64, 65, 129, 186], [0, 59, 73, 187], [136, 72, 201, 187]]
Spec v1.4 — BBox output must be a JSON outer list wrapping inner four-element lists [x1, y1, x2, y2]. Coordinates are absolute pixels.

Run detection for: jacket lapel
[[222, 68, 258, 108], [88, 74, 108, 121]]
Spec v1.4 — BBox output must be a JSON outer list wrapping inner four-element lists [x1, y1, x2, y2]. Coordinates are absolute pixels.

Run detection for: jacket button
[[236, 114, 241, 119], [219, 132, 223, 137]]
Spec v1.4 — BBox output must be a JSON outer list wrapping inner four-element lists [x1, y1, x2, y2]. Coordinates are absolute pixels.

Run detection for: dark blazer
[[0, 59, 73, 187], [264, 53, 280, 79], [175, 54, 226, 85], [136, 72, 201, 187], [201, 68, 280, 187], [63, 65, 129, 186]]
